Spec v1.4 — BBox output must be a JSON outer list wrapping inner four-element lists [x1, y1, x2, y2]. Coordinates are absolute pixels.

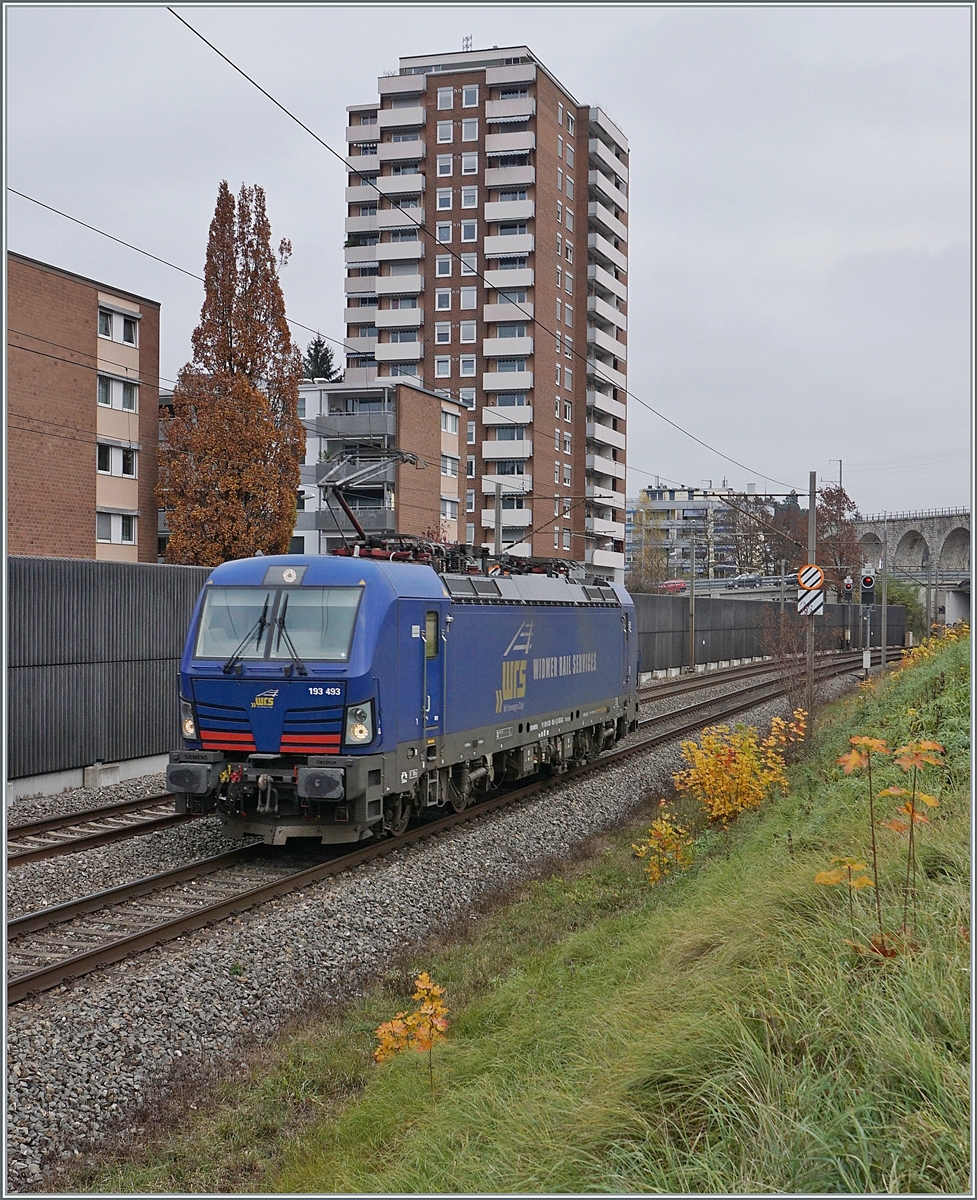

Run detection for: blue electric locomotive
[[166, 554, 639, 845]]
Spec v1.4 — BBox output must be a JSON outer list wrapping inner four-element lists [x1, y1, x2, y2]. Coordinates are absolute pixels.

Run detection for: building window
[[564, 272, 573, 295], [565, 177, 574, 200], [555, 364, 561, 386], [494, 460, 526, 476], [558, 135, 563, 159], [438, 86, 453, 110], [557, 168, 563, 192], [436, 255, 452, 276], [566, 113, 575, 135], [460, 286, 477, 308], [436, 188, 452, 210], [557, 233, 563, 257], [441, 498, 459, 521], [564, 400, 572, 420], [555, 332, 562, 356], [565, 335, 573, 359], [563, 497, 572, 518], [435, 322, 451, 344], [297, 396, 306, 418], [437, 154, 452, 176], [441, 454, 459, 477], [497, 322, 525, 338], [390, 228, 418, 242], [564, 464, 572, 486], [122, 317, 137, 345], [466, 521, 475, 543], [434, 356, 451, 377], [460, 253, 477, 275], [555, 397, 562, 417], [565, 207, 573, 232], [96, 512, 111, 541], [460, 355, 476, 376], [556, 200, 563, 225], [461, 186, 477, 208], [461, 220, 477, 241], [459, 387, 476, 409], [441, 410, 459, 434], [122, 382, 137, 411], [498, 358, 526, 373], [466, 489, 475, 512], [564, 367, 573, 387], [461, 118, 478, 141], [495, 391, 526, 406], [461, 152, 478, 175], [554, 429, 561, 450], [563, 528, 571, 550], [122, 448, 136, 476], [462, 85, 478, 107], [436, 288, 451, 310], [564, 303, 573, 325], [558, 102, 564, 125], [566, 144, 574, 168], [389, 363, 419, 377], [565, 241, 573, 264], [436, 222, 452, 243], [554, 527, 560, 548], [97, 443, 111, 473], [98, 309, 112, 338], [497, 256, 526, 271], [468, 421, 476, 445], [554, 462, 561, 483], [556, 266, 562, 289], [97, 376, 111, 406], [437, 120, 453, 142], [467, 455, 476, 477], [556, 299, 562, 324], [460, 320, 476, 343], [563, 433, 572, 454], [389, 328, 417, 342]]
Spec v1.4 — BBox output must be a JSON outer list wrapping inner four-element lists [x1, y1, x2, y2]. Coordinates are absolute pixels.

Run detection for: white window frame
[[558, 135, 563, 159], [437, 120, 453, 143], [565, 335, 573, 359], [564, 464, 572, 486], [566, 113, 575, 135], [435, 288, 452, 310], [437, 154, 453, 177], [98, 309, 112, 338], [460, 286, 477, 308], [564, 400, 572, 421], [467, 455, 476, 477], [461, 220, 477, 242], [460, 253, 477, 276], [459, 387, 476, 409], [461, 152, 478, 175], [97, 375, 112, 406], [564, 367, 573, 387], [436, 188, 453, 210], [554, 429, 561, 450], [434, 356, 451, 377], [459, 320, 477, 344], [556, 299, 562, 323], [441, 409, 460, 433], [440, 454, 460, 477], [563, 528, 571, 550], [459, 355, 477, 377], [436, 222, 452, 243], [461, 118, 478, 141], [436, 255, 452, 277], [566, 143, 574, 168], [565, 177, 574, 200], [564, 303, 573, 325], [556, 200, 563, 224], [435, 322, 451, 344], [564, 433, 572, 454], [557, 168, 563, 192], [461, 186, 478, 208], [555, 363, 561, 386], [466, 489, 476, 512], [437, 86, 453, 110], [565, 272, 573, 295], [462, 84, 478, 107], [565, 241, 573, 264]]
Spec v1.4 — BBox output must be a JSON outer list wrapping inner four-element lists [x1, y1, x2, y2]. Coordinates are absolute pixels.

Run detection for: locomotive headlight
[[345, 701, 374, 745], [180, 698, 197, 740]]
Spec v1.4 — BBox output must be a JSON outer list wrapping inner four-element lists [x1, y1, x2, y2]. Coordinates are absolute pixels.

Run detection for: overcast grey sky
[[6, 3, 973, 514]]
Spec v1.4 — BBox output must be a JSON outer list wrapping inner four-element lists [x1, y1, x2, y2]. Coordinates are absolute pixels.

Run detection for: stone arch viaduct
[[855, 508, 970, 577]]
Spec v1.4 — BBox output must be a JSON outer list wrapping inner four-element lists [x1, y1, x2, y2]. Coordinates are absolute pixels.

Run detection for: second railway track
[[6, 651, 865, 1006]]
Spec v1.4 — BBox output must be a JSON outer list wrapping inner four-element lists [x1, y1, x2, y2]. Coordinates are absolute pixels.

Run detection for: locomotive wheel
[[448, 787, 469, 814], [383, 794, 411, 837]]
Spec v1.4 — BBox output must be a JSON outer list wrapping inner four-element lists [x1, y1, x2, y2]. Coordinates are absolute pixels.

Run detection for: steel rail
[[7, 799, 192, 868], [6, 652, 864, 1007], [7, 793, 174, 839], [636, 649, 862, 704]]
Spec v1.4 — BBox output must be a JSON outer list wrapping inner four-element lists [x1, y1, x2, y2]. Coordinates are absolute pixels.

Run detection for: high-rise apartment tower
[[343, 45, 629, 581]]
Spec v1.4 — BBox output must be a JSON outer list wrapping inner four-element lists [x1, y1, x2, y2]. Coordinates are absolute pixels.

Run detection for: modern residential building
[[292, 378, 463, 555], [7, 252, 160, 562], [639, 486, 740, 579], [342, 46, 629, 580]]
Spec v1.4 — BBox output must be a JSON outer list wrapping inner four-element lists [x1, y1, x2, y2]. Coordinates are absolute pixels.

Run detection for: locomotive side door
[[422, 608, 444, 743]]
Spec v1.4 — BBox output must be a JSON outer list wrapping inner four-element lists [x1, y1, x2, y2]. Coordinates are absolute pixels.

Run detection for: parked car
[[659, 579, 688, 593], [731, 574, 763, 588]]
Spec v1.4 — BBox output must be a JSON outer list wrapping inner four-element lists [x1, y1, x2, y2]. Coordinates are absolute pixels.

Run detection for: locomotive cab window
[[195, 586, 363, 662], [425, 611, 439, 658]]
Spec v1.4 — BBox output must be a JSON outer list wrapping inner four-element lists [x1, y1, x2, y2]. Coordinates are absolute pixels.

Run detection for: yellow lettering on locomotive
[[496, 659, 527, 712]]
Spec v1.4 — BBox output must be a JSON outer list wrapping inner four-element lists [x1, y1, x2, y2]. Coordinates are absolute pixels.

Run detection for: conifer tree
[[303, 334, 340, 381], [157, 181, 305, 565]]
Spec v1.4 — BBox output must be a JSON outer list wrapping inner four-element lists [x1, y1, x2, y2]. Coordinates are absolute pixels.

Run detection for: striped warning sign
[[797, 587, 825, 616], [798, 563, 824, 590]]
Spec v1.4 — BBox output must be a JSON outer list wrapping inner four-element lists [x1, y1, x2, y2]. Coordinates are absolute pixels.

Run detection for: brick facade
[[6, 253, 160, 561]]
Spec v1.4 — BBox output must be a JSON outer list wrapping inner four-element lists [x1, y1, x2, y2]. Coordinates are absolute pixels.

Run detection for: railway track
[[636, 651, 853, 703], [6, 650, 865, 1006], [6, 795, 192, 867]]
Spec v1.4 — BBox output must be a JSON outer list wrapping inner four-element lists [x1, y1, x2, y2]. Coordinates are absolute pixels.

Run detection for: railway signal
[[844, 576, 854, 601], [860, 573, 875, 604]]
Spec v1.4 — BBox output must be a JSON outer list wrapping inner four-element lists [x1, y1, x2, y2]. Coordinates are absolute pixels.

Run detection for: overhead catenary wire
[[164, 6, 803, 493]]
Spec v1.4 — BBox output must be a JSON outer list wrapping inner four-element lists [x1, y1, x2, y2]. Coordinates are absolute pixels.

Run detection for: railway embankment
[[48, 629, 969, 1195]]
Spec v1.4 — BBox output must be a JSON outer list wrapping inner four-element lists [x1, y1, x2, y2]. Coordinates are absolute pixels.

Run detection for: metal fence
[[7, 557, 211, 780], [632, 593, 905, 675]]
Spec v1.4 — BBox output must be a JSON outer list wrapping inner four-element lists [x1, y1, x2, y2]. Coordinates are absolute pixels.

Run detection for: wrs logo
[[251, 689, 279, 709], [496, 621, 532, 713]]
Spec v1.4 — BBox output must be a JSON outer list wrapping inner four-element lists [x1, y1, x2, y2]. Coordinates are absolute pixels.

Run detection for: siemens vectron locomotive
[[166, 555, 639, 845]]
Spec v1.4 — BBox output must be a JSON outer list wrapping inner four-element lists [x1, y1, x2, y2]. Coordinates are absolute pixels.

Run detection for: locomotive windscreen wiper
[[274, 593, 308, 676], [221, 593, 271, 674]]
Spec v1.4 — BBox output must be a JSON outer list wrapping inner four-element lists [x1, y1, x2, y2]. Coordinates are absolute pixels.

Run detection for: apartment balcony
[[375, 274, 424, 295], [376, 207, 425, 229], [346, 185, 381, 204], [587, 200, 628, 243], [483, 233, 535, 256], [378, 74, 426, 97], [482, 405, 533, 425], [590, 548, 626, 570], [483, 370, 533, 391], [484, 267, 534, 290], [482, 336, 534, 357], [483, 301, 533, 323], [587, 231, 628, 273], [586, 517, 627, 538], [588, 137, 628, 184], [480, 507, 532, 527], [486, 62, 537, 86], [346, 126, 378, 144], [587, 358, 627, 390], [374, 340, 423, 361], [586, 452, 626, 480], [344, 245, 380, 265], [344, 306, 380, 324], [485, 130, 536, 155], [482, 439, 532, 459], [588, 171, 629, 213], [345, 214, 381, 235], [315, 460, 396, 487], [377, 106, 426, 130], [485, 165, 535, 188], [315, 411, 396, 439], [378, 140, 426, 163], [586, 484, 626, 509], [375, 241, 425, 262], [485, 97, 536, 122], [374, 308, 423, 328], [374, 174, 426, 197], [343, 335, 378, 355], [483, 199, 535, 223], [587, 294, 627, 331], [587, 324, 627, 361], [586, 421, 626, 451], [587, 390, 627, 421], [314, 507, 397, 535], [481, 473, 532, 493], [344, 276, 380, 295], [587, 263, 627, 302], [343, 365, 379, 384], [588, 107, 629, 154], [346, 155, 380, 177]]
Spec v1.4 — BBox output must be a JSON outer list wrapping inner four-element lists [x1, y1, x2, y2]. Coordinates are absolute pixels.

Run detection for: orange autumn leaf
[[850, 736, 890, 754], [879, 817, 909, 833], [837, 748, 868, 774]]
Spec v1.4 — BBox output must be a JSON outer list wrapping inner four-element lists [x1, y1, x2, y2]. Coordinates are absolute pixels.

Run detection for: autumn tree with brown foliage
[[816, 484, 862, 591], [157, 181, 305, 565]]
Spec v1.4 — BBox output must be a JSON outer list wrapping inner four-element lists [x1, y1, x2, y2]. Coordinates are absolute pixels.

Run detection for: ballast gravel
[[5, 678, 857, 1192]]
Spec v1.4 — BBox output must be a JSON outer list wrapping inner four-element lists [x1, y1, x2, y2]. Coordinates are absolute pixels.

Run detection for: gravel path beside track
[[5, 681, 855, 1192]]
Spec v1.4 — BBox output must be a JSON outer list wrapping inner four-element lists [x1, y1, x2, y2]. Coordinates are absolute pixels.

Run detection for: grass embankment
[[82, 634, 970, 1195]]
